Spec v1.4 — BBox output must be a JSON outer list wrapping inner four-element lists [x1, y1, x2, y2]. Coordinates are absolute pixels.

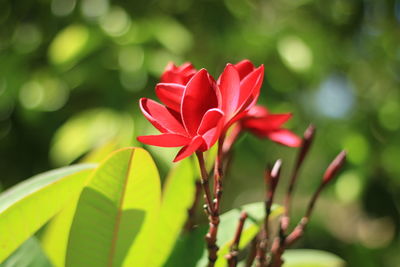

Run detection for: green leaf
[[164, 227, 208, 267], [40, 193, 81, 267], [165, 202, 283, 267], [146, 158, 197, 266], [0, 164, 95, 263], [1, 237, 52, 267], [283, 249, 346, 267], [41, 143, 120, 267], [65, 147, 161, 267]]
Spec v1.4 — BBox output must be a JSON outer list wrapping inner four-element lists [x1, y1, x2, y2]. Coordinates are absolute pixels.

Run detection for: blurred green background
[[0, 0, 399, 266]]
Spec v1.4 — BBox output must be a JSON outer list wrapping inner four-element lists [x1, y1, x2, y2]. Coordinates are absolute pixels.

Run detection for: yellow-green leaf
[[65, 147, 161, 267], [146, 158, 197, 266], [0, 164, 95, 263], [1, 237, 52, 267]]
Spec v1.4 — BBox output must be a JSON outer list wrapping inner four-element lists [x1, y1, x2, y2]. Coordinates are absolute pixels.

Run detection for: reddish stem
[[245, 237, 258, 267], [282, 125, 315, 232], [271, 150, 346, 266], [257, 160, 282, 267], [226, 212, 248, 267], [196, 151, 221, 267], [213, 134, 225, 210]]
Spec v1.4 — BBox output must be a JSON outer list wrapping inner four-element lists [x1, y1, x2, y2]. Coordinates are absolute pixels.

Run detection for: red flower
[[160, 62, 197, 85], [138, 69, 224, 162], [241, 105, 301, 147], [156, 60, 264, 132]]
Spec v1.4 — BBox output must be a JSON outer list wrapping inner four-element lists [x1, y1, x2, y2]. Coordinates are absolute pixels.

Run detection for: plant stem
[[196, 151, 220, 267], [271, 150, 346, 266], [282, 125, 315, 233], [245, 238, 258, 267], [213, 134, 226, 210], [196, 151, 214, 216], [257, 160, 282, 267], [226, 211, 248, 267]]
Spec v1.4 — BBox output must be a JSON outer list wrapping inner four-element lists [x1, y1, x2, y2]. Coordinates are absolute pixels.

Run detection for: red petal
[[197, 108, 224, 135], [155, 83, 185, 112], [266, 129, 301, 147], [173, 135, 204, 162], [137, 133, 191, 147], [236, 65, 264, 114], [218, 64, 241, 118], [201, 126, 221, 149], [197, 108, 224, 148], [181, 69, 218, 136], [179, 62, 196, 72], [234, 59, 255, 79], [243, 113, 292, 131], [246, 105, 269, 118], [264, 113, 292, 128], [160, 62, 177, 83], [160, 62, 196, 84], [139, 98, 186, 135]]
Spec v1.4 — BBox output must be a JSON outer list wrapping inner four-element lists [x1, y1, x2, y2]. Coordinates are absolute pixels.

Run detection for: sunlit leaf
[[146, 158, 197, 266], [81, 140, 119, 164], [40, 193, 81, 267], [41, 142, 120, 267], [0, 164, 95, 262], [283, 249, 346, 267], [65, 147, 161, 267], [1, 237, 52, 267]]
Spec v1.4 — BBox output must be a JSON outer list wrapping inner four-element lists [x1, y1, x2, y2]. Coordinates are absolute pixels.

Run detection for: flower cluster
[[138, 60, 301, 161], [137, 60, 346, 267]]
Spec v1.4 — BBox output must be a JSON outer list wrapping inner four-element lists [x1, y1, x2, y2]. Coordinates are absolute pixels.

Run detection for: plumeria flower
[[160, 62, 197, 85], [138, 69, 224, 162], [156, 60, 264, 132], [241, 105, 301, 147]]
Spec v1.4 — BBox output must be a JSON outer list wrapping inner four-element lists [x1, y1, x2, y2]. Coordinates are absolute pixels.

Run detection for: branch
[[256, 159, 282, 267], [226, 212, 248, 267]]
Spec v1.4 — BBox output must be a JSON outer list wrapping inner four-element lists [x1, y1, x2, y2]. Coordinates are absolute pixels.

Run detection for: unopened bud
[[297, 124, 316, 167], [323, 150, 347, 184], [271, 159, 282, 180], [265, 159, 282, 191]]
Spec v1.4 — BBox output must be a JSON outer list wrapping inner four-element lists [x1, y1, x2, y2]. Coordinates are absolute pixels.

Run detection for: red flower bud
[[323, 150, 347, 184]]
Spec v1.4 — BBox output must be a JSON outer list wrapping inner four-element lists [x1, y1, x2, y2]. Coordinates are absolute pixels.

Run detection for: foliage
[[0, 147, 343, 266]]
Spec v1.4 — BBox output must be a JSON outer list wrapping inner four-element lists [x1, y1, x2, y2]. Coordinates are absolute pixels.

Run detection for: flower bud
[[323, 150, 347, 184]]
